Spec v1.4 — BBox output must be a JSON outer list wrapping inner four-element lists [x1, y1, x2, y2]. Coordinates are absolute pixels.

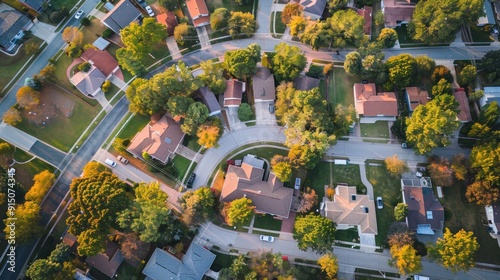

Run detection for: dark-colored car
[[186, 173, 196, 188]]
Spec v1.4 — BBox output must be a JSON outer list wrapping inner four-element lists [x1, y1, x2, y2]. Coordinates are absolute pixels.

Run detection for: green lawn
[[253, 214, 282, 231], [142, 42, 170, 68], [172, 155, 195, 181], [227, 147, 289, 163], [115, 262, 142, 280], [211, 251, 237, 272], [104, 83, 120, 101], [182, 135, 203, 153], [469, 26, 494, 44], [359, 121, 390, 143], [270, 12, 286, 38], [206, 0, 254, 13], [82, 18, 108, 46], [117, 114, 151, 140], [335, 228, 360, 243], [365, 161, 402, 246], [328, 67, 361, 106]]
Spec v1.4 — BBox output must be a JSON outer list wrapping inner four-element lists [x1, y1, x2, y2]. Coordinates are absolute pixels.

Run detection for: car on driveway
[[117, 155, 129, 165], [74, 10, 84, 19], [376, 197, 383, 209], [260, 235, 274, 242], [186, 173, 196, 188], [145, 6, 154, 16]]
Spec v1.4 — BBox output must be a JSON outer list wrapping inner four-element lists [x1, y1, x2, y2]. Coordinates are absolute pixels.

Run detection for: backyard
[[328, 67, 361, 106], [359, 121, 390, 143]]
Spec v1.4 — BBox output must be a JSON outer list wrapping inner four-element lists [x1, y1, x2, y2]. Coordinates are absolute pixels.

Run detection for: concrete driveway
[[31, 20, 57, 43], [225, 107, 245, 130], [254, 101, 276, 125]]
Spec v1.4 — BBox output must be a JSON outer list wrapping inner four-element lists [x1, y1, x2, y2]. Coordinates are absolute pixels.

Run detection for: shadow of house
[[101, 0, 141, 35], [199, 86, 221, 116], [86, 241, 125, 279], [0, 10, 33, 52]]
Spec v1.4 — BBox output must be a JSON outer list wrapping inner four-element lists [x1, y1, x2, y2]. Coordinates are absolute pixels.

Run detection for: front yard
[[359, 121, 390, 143], [327, 67, 361, 107], [253, 214, 282, 231]]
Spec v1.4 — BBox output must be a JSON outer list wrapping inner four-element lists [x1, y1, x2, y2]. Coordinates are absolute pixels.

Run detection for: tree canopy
[[385, 54, 417, 89], [389, 244, 422, 275], [197, 117, 223, 148], [271, 155, 293, 182], [281, 3, 303, 25], [224, 44, 261, 79], [223, 197, 255, 228], [174, 23, 198, 47], [271, 42, 307, 82], [318, 253, 339, 280], [16, 86, 40, 109], [24, 170, 55, 204], [181, 102, 209, 135], [458, 65, 477, 87], [377, 28, 398, 48], [228, 11, 256, 38], [199, 60, 227, 94], [384, 154, 409, 177], [3, 107, 22, 126], [210, 8, 230, 31], [4, 201, 43, 244], [293, 213, 336, 253], [429, 228, 479, 272], [428, 156, 454, 187], [394, 203, 409, 221], [181, 186, 216, 224]]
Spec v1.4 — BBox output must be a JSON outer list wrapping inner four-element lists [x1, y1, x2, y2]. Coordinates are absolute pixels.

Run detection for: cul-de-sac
[[0, 0, 499, 279]]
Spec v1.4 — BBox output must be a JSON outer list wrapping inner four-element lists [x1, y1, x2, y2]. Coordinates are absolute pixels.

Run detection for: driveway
[[31, 20, 57, 43], [256, 0, 273, 36], [254, 101, 277, 125], [196, 26, 211, 49], [225, 107, 246, 130]]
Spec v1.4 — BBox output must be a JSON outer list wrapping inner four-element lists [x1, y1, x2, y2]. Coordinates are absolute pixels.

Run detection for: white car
[[145, 6, 154, 17], [376, 197, 383, 209], [74, 10, 84, 20], [259, 235, 274, 242]]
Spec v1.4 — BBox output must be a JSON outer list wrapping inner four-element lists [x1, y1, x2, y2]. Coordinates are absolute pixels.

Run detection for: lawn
[[270, 12, 286, 38], [328, 67, 361, 106], [253, 214, 282, 231], [210, 251, 237, 272], [117, 114, 151, 140], [365, 161, 402, 246], [335, 228, 360, 243], [359, 121, 389, 143], [182, 134, 203, 153], [468, 25, 494, 44], [172, 155, 196, 182], [81, 18, 108, 46], [0, 37, 44, 96], [206, 0, 254, 13], [115, 262, 142, 280], [227, 147, 289, 163], [104, 83, 120, 101]]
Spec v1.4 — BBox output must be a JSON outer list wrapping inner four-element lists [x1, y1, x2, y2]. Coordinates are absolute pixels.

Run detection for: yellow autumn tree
[[16, 86, 40, 109], [318, 253, 338, 279], [389, 244, 422, 275], [197, 117, 223, 149], [25, 170, 56, 204]]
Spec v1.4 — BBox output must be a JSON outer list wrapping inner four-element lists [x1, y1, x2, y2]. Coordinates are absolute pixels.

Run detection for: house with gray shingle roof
[[85, 241, 124, 278], [70, 66, 106, 97], [143, 243, 216, 280], [18, 0, 48, 13], [0, 10, 32, 52], [296, 0, 327, 20], [252, 67, 275, 103], [101, 0, 141, 35]]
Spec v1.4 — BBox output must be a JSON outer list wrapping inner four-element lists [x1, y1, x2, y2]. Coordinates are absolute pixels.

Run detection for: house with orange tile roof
[[156, 11, 178, 36], [355, 6, 372, 38], [405, 86, 429, 112], [353, 83, 398, 120], [381, 0, 416, 27], [452, 88, 472, 122], [224, 79, 245, 107], [186, 0, 210, 27]]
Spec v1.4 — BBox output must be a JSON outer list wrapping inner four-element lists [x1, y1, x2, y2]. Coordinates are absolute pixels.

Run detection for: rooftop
[[253, 67, 276, 102], [354, 83, 398, 117], [402, 184, 444, 233], [406, 86, 429, 111], [224, 79, 244, 107], [101, 0, 141, 34], [156, 11, 178, 36], [186, 0, 210, 27]]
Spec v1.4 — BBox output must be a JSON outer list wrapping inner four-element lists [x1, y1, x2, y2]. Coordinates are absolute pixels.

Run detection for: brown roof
[[199, 86, 221, 115], [86, 241, 124, 278], [156, 11, 178, 36], [224, 79, 243, 107], [453, 89, 472, 122], [186, 0, 210, 27], [353, 83, 398, 117], [356, 6, 372, 36], [382, 0, 415, 27], [293, 74, 320, 91], [406, 86, 429, 111], [220, 163, 294, 218], [402, 185, 444, 231], [81, 48, 119, 77], [128, 115, 185, 164], [70, 66, 106, 96], [323, 185, 378, 234], [252, 67, 275, 102]]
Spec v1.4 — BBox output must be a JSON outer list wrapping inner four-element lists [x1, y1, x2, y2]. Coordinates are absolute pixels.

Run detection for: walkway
[[176, 145, 203, 163], [196, 26, 211, 49], [31, 20, 57, 43], [166, 37, 182, 60]]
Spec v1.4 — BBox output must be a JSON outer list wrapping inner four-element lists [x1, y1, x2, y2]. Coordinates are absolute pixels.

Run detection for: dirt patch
[[0, 156, 34, 189], [23, 84, 75, 125]]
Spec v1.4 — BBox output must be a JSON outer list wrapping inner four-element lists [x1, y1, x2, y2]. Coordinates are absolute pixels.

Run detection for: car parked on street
[[117, 155, 129, 165], [260, 235, 274, 242], [104, 158, 117, 167], [186, 173, 196, 188], [74, 10, 84, 19]]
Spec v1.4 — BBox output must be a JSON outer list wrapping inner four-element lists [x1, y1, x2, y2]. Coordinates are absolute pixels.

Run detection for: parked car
[[186, 173, 196, 188], [74, 10, 84, 19], [401, 142, 410, 149], [294, 178, 301, 190], [145, 6, 154, 16], [117, 155, 129, 165], [376, 197, 383, 209], [104, 158, 117, 167], [260, 235, 274, 242], [268, 103, 275, 114], [493, 26, 499, 35], [416, 171, 423, 178]]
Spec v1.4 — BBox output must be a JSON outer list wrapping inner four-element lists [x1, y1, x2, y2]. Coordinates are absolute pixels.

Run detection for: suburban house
[[321, 185, 378, 243], [401, 178, 444, 235], [85, 241, 124, 278], [0, 10, 33, 52], [294, 74, 320, 91], [199, 86, 222, 116], [156, 11, 178, 36], [101, 0, 141, 35], [381, 0, 416, 28], [353, 83, 398, 120], [143, 243, 216, 280], [480, 86, 500, 107], [128, 114, 185, 164], [18, 0, 48, 13], [485, 201, 500, 247], [452, 88, 472, 123], [477, 0, 495, 26], [355, 6, 373, 39], [186, 0, 210, 27], [295, 0, 327, 20], [224, 79, 245, 107], [405, 86, 429, 112], [252, 67, 276, 103], [220, 155, 294, 219]]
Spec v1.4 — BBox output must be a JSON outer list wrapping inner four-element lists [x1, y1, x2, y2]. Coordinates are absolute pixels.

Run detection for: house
[[85, 241, 124, 278], [18, 0, 48, 13], [0, 10, 33, 52], [485, 201, 500, 247], [322, 185, 378, 238], [199, 86, 222, 116], [477, 0, 495, 27], [70, 66, 106, 97], [452, 88, 472, 122], [143, 243, 216, 280], [356, 6, 372, 38], [294, 74, 320, 91], [353, 83, 398, 119], [186, 0, 210, 27], [220, 155, 294, 219], [101, 0, 141, 35], [401, 178, 444, 235], [405, 86, 429, 112], [296, 0, 327, 20], [128, 114, 185, 164], [81, 48, 120, 78], [224, 79, 244, 107], [381, 0, 416, 27], [480, 86, 500, 107], [252, 67, 276, 103], [156, 11, 178, 36]]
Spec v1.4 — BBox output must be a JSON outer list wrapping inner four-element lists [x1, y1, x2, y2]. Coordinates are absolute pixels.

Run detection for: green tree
[[54, 262, 75, 280], [181, 102, 209, 135], [385, 54, 417, 89], [228, 255, 251, 279], [428, 228, 479, 272], [26, 259, 60, 280], [223, 197, 255, 228], [125, 78, 154, 114], [24, 170, 55, 204], [384, 154, 409, 177], [431, 65, 453, 84], [272, 42, 307, 82], [432, 78, 452, 96], [281, 3, 303, 25], [120, 18, 167, 59], [199, 59, 226, 94], [116, 48, 146, 76], [181, 186, 216, 224], [210, 8, 230, 31], [318, 253, 339, 280], [238, 103, 254, 121], [271, 155, 293, 182], [293, 213, 336, 253], [394, 203, 409, 221], [150, 61, 202, 98], [77, 228, 105, 256], [4, 201, 43, 244], [160, 0, 177, 10], [470, 140, 500, 186], [197, 117, 223, 148], [377, 28, 398, 48], [249, 251, 293, 279], [389, 244, 422, 275], [24, 41, 39, 55], [458, 65, 477, 86], [0, 143, 12, 157], [327, 9, 365, 48], [415, 55, 436, 78], [228, 11, 256, 38], [328, 0, 347, 13], [344, 51, 363, 77], [469, 89, 484, 101], [374, 10, 385, 26], [174, 23, 197, 47], [167, 96, 195, 117], [38, 65, 57, 84], [16, 85, 40, 109], [3, 107, 22, 126], [48, 243, 71, 263], [332, 104, 357, 136], [78, 61, 91, 72], [224, 44, 261, 79]]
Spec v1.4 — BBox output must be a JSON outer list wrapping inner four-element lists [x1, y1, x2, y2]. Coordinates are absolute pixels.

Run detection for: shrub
[[102, 28, 114, 38], [101, 80, 111, 92], [80, 17, 90, 26], [78, 62, 91, 72], [237, 103, 254, 121], [49, 7, 68, 23], [306, 64, 324, 78]]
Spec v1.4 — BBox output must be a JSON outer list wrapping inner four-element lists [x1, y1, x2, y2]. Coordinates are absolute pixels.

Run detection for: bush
[[80, 17, 90, 26], [237, 103, 254, 121], [78, 62, 91, 72], [101, 80, 111, 92], [306, 64, 324, 78], [102, 28, 114, 38], [49, 7, 68, 23]]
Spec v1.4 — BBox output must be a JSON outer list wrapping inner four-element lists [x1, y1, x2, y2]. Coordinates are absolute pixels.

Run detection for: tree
[[327, 9, 365, 48], [181, 186, 216, 224], [120, 18, 167, 59], [16, 86, 40, 109], [4, 201, 43, 244], [288, 16, 307, 37], [197, 117, 223, 148], [432, 78, 452, 96], [249, 251, 293, 279], [385, 54, 417, 89], [167, 96, 194, 117], [160, 0, 177, 10], [224, 44, 261, 79], [282, 3, 303, 25], [174, 23, 197, 47], [451, 153, 468, 181], [389, 244, 422, 275], [49, 7, 68, 23], [199, 59, 226, 94], [3, 107, 22, 126], [272, 42, 307, 82], [228, 11, 256, 38], [388, 230, 414, 248], [26, 259, 61, 280], [210, 8, 230, 31], [78, 61, 91, 72], [374, 10, 385, 26], [181, 102, 209, 135], [318, 253, 339, 280], [328, 0, 347, 13], [77, 228, 105, 256], [65, 42, 82, 58], [293, 213, 336, 253], [297, 187, 318, 213], [466, 181, 499, 206], [238, 103, 254, 121], [429, 228, 479, 272], [48, 243, 71, 263], [54, 262, 75, 280], [384, 154, 409, 177], [428, 157, 454, 187], [223, 197, 255, 227], [24, 41, 39, 55], [378, 28, 398, 48], [150, 61, 202, 98], [125, 78, 153, 114], [405, 99, 459, 155], [458, 65, 477, 86], [81, 161, 110, 178], [469, 89, 484, 101], [24, 170, 56, 204], [470, 140, 500, 186], [38, 65, 57, 84], [344, 51, 363, 77], [116, 48, 146, 76], [62, 26, 83, 46], [415, 55, 436, 78], [271, 155, 293, 182], [333, 104, 357, 136], [0, 143, 12, 158], [431, 65, 453, 84], [394, 203, 409, 221]]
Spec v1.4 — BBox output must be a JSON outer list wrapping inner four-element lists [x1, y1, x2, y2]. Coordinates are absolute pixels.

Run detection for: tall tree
[[181, 186, 216, 224], [199, 60, 226, 94], [458, 65, 477, 87], [297, 187, 318, 213], [318, 253, 339, 280], [249, 251, 293, 279], [394, 203, 409, 221], [431, 65, 453, 84], [415, 55, 436, 78], [344, 51, 363, 77], [271, 155, 293, 182], [384, 154, 409, 177], [389, 244, 422, 275], [4, 201, 43, 244], [327, 9, 365, 48], [223, 197, 255, 228], [228, 11, 256, 38], [174, 23, 197, 47], [293, 213, 336, 253], [61, 27, 83, 46], [429, 228, 479, 272], [271, 42, 307, 82], [451, 153, 468, 181], [150, 61, 202, 98], [181, 102, 209, 135], [385, 54, 417, 89], [116, 47, 147, 76], [224, 44, 261, 79], [470, 140, 500, 186], [332, 104, 357, 136], [16, 86, 40, 109], [328, 0, 348, 13], [210, 8, 230, 31], [125, 78, 155, 114], [167, 96, 195, 117], [377, 28, 398, 48], [197, 117, 223, 148], [24, 170, 56, 204], [82, 161, 110, 178], [281, 3, 303, 25], [428, 157, 454, 187], [48, 243, 71, 263], [431, 78, 452, 96], [26, 259, 61, 280], [466, 181, 499, 206], [238, 103, 254, 121], [288, 16, 307, 37], [120, 18, 167, 59]]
